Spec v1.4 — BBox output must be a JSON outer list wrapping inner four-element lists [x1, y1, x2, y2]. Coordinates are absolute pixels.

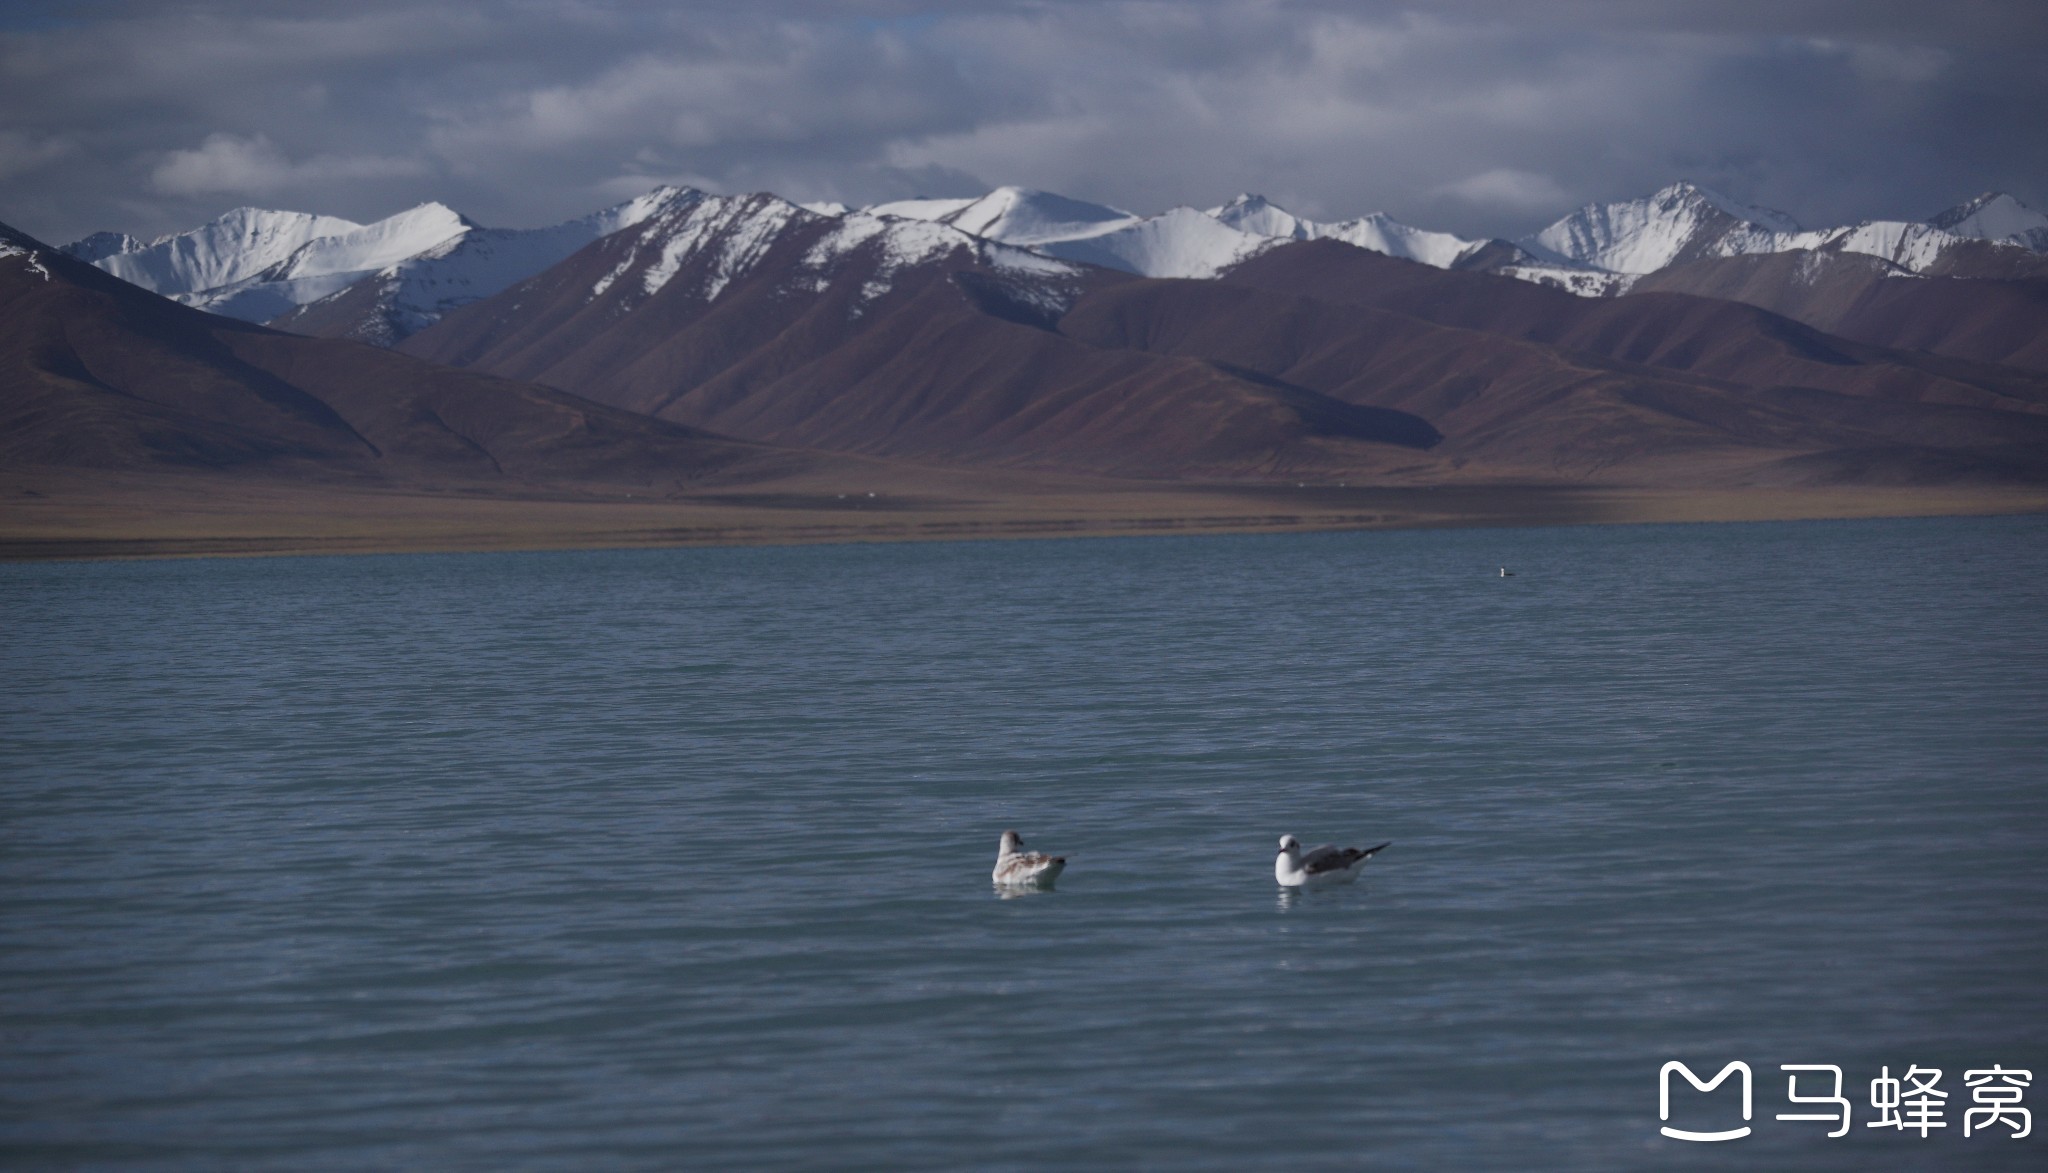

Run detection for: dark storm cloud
[[2, 1, 2043, 244]]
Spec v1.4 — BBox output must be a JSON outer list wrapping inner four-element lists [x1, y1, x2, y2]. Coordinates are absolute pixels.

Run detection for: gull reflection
[[994, 880, 1058, 900]]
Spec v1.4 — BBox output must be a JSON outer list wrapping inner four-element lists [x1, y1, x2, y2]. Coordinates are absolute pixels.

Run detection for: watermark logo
[[1659, 1061, 1752, 1142], [1660, 1061, 2032, 1142]]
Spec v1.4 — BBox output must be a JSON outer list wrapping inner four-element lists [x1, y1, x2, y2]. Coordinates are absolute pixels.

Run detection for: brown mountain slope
[[1223, 240, 2047, 399], [1215, 241, 2048, 417], [400, 202, 2048, 487], [667, 276, 1444, 474], [1631, 251, 2048, 373], [402, 194, 1450, 477], [1058, 276, 2048, 482], [0, 220, 808, 491]]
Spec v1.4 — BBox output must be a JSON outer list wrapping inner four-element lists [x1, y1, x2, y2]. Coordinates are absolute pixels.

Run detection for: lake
[[4, 516, 2045, 1169]]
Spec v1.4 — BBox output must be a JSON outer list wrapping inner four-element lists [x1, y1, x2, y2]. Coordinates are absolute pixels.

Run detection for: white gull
[[992, 830, 1067, 887], [1275, 834, 1389, 888]]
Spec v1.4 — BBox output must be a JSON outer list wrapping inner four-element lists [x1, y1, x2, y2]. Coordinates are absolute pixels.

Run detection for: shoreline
[[5, 473, 2044, 563]]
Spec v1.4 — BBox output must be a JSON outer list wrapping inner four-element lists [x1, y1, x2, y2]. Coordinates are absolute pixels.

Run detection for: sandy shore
[[4, 466, 2044, 562]]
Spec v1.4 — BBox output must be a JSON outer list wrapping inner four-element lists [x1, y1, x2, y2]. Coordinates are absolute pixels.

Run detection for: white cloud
[[148, 132, 427, 197], [1435, 168, 1571, 212], [0, 130, 75, 181]]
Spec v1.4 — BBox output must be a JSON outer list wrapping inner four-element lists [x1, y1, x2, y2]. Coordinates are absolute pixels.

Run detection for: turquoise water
[[3, 517, 2045, 1169]]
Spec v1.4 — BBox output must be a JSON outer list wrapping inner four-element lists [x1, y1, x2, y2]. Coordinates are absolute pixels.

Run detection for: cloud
[[148, 132, 427, 197], [1435, 169, 1573, 213], [0, 130, 73, 181], [1, 1, 2042, 244]]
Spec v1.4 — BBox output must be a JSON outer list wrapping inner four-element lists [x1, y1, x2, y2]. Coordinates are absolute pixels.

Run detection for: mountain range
[[64, 181, 2048, 343], [7, 176, 2047, 517]]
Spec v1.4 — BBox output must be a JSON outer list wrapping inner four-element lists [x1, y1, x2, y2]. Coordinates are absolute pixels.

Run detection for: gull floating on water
[[1275, 834, 1389, 888], [1500, 567, 1514, 577], [993, 830, 1067, 887]]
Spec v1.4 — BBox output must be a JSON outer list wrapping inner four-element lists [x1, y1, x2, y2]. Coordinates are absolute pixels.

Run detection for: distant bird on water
[[1500, 567, 1515, 577], [993, 830, 1067, 887], [1275, 835, 1389, 888]]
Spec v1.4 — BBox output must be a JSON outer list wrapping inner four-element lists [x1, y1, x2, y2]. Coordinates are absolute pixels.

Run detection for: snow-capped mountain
[[1929, 192, 2048, 251], [397, 189, 1139, 456], [398, 188, 1094, 382], [1522, 182, 2048, 287], [275, 187, 705, 344], [1207, 193, 1492, 269], [1027, 205, 1274, 278], [59, 231, 141, 264], [866, 187, 1269, 278], [58, 180, 2048, 351], [76, 207, 364, 301], [1521, 182, 1803, 275], [184, 203, 473, 321], [66, 203, 469, 322], [67, 192, 715, 340], [576, 190, 1083, 318], [864, 186, 1501, 280], [870, 187, 1142, 246]]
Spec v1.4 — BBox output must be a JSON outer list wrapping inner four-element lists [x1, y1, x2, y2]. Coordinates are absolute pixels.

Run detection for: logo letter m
[[1660, 1061, 1753, 1142]]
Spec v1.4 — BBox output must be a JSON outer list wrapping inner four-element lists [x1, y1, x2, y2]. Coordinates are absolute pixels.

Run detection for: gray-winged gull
[[1275, 834, 1389, 887], [993, 830, 1067, 887]]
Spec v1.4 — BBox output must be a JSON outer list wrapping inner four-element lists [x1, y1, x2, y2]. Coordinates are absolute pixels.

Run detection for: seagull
[[1275, 835, 1389, 888], [1499, 567, 1514, 577], [993, 830, 1067, 887]]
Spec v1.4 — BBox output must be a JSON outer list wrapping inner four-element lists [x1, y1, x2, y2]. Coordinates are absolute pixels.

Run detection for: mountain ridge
[[59, 181, 2048, 352], [388, 196, 2048, 487]]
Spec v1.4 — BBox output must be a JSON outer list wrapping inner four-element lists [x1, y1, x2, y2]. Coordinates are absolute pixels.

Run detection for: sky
[[2, 0, 2044, 246]]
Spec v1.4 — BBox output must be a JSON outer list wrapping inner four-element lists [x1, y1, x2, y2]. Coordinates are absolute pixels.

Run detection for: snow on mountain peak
[[799, 212, 992, 308], [1653, 182, 1802, 233], [152, 202, 473, 322], [54, 176, 2048, 341], [1031, 205, 1274, 279], [619, 193, 816, 302], [1207, 193, 1314, 240], [870, 187, 1496, 278], [94, 206, 363, 297], [1204, 192, 1488, 268], [863, 195, 980, 222], [592, 191, 1079, 313], [278, 202, 472, 279], [953, 187, 1139, 242], [1929, 191, 2048, 249], [869, 187, 1141, 249], [1525, 182, 1803, 274], [286, 186, 713, 345], [60, 231, 142, 264], [589, 186, 705, 234]]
